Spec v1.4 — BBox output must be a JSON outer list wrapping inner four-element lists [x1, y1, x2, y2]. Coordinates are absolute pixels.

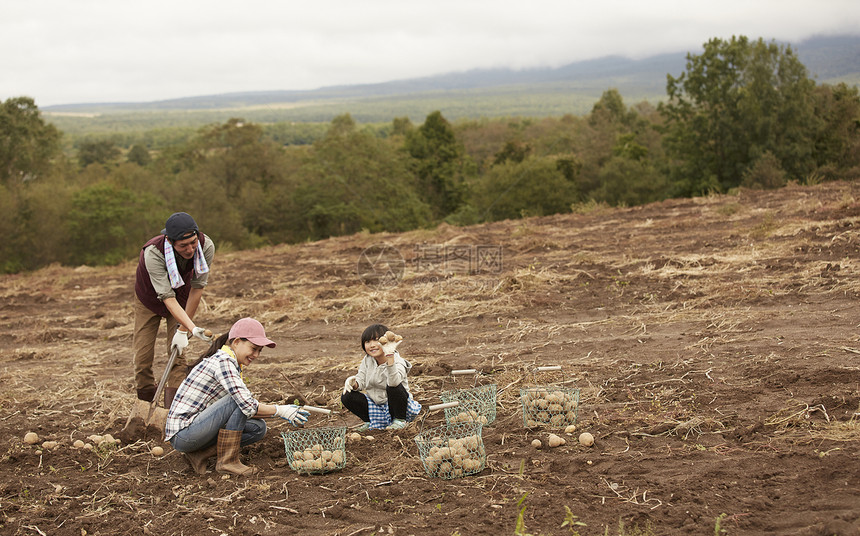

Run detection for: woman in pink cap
[[165, 317, 310, 476]]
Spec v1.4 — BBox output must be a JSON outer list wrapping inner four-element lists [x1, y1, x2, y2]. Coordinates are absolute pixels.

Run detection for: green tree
[[578, 90, 659, 200], [0, 183, 22, 272], [162, 118, 298, 248], [809, 83, 860, 179], [391, 116, 414, 137], [589, 88, 637, 128], [594, 155, 668, 206], [405, 111, 470, 218], [0, 96, 61, 184], [127, 143, 152, 166], [471, 155, 579, 221], [1, 173, 73, 272], [456, 117, 514, 174], [612, 132, 649, 161], [740, 151, 787, 189], [295, 114, 432, 240], [77, 139, 121, 167], [659, 36, 818, 195], [493, 140, 531, 165], [66, 182, 162, 265], [188, 118, 281, 196]]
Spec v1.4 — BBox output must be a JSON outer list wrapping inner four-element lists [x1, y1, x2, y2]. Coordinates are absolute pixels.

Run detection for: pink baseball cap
[[228, 317, 276, 348]]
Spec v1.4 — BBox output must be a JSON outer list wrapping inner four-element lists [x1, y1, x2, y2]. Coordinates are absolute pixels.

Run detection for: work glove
[[343, 375, 358, 395], [171, 330, 189, 355], [192, 326, 214, 342], [379, 330, 403, 357], [274, 404, 310, 426]]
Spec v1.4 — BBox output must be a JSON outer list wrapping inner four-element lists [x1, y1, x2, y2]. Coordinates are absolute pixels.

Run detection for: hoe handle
[[152, 347, 180, 407], [302, 405, 332, 415], [428, 401, 460, 412]]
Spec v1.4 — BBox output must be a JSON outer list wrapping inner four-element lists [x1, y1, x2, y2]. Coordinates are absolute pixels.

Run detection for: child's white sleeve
[[386, 357, 409, 387], [354, 357, 369, 389]]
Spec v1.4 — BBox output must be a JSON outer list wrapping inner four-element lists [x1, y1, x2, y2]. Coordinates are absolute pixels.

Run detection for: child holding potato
[[165, 317, 310, 476], [341, 324, 421, 430]]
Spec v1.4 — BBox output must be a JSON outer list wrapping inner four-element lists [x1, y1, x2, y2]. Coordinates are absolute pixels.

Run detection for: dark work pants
[[341, 384, 409, 421]]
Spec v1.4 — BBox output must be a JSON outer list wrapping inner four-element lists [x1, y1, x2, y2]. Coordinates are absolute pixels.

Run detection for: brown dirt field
[[2, 182, 860, 536]]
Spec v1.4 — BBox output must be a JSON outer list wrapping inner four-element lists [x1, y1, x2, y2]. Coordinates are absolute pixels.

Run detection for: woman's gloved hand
[[274, 404, 310, 426]]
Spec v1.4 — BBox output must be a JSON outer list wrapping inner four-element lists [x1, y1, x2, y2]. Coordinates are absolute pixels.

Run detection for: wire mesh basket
[[414, 420, 486, 480], [281, 425, 347, 475], [440, 369, 497, 426], [520, 366, 580, 429]]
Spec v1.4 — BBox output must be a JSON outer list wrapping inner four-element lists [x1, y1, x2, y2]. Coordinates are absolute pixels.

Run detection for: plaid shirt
[[164, 346, 259, 441], [366, 394, 422, 429]]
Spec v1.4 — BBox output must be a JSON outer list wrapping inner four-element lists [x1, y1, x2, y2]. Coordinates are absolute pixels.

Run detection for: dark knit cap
[[161, 212, 199, 241]]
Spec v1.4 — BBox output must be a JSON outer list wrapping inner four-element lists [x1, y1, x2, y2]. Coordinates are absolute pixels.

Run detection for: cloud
[[2, 0, 859, 106]]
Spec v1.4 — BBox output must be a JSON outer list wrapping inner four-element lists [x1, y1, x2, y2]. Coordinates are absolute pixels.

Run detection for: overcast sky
[[3, 0, 859, 107]]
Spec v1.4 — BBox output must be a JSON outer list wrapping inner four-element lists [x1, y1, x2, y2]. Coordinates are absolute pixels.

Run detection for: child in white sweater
[[341, 324, 421, 430]]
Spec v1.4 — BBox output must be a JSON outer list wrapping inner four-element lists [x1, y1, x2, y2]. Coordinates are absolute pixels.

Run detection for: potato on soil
[[23, 432, 40, 445], [151, 446, 164, 456], [531, 439, 542, 448], [547, 433, 566, 447], [579, 432, 595, 447]]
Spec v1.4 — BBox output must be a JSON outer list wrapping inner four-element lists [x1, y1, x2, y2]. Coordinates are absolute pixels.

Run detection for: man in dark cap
[[133, 212, 215, 409]]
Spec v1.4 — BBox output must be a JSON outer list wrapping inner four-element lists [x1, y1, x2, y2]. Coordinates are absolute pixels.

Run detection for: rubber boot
[[163, 387, 178, 411], [215, 429, 257, 476], [137, 385, 157, 402], [183, 444, 217, 475]]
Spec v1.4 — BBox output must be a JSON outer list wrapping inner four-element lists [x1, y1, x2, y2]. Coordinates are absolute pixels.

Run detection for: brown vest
[[134, 234, 205, 317]]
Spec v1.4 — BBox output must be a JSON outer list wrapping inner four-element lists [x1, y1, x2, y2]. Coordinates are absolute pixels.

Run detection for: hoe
[[119, 345, 180, 442]]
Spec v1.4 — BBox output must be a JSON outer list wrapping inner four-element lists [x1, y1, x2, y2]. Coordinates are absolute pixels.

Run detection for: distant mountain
[[42, 34, 859, 123], [795, 34, 860, 79], [41, 53, 690, 113]]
